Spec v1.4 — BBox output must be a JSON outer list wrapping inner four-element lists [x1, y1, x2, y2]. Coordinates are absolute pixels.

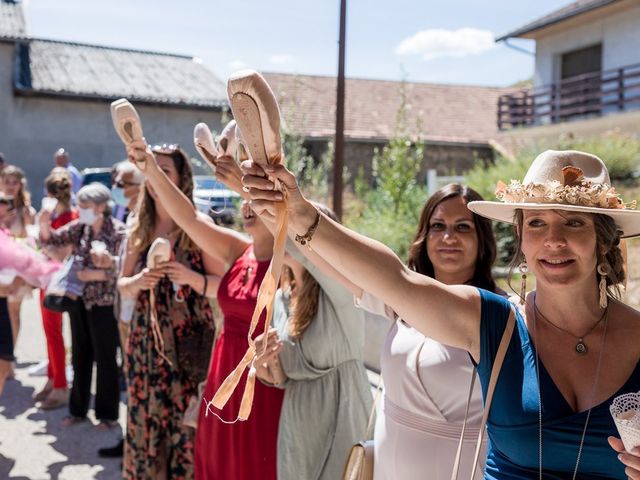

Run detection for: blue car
[[193, 175, 240, 225]]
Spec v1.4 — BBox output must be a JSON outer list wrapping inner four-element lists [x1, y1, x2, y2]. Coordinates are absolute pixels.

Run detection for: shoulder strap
[[364, 374, 384, 439], [451, 306, 516, 480]]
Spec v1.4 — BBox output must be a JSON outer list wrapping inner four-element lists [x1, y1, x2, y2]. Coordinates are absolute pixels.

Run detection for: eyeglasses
[[151, 143, 180, 155], [114, 180, 141, 189]]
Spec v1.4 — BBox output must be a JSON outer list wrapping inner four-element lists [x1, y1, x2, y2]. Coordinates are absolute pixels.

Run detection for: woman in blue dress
[[242, 149, 640, 479]]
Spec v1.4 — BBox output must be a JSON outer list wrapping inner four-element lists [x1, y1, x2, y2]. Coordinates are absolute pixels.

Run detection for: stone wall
[[305, 138, 494, 189]]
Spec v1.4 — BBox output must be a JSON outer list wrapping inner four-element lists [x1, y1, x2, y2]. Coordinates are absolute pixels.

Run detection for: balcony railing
[[498, 62, 640, 130]]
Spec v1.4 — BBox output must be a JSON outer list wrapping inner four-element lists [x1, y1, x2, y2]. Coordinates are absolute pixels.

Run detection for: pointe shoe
[[194, 123, 219, 172], [227, 70, 283, 167], [110, 98, 146, 169], [215, 120, 243, 158], [147, 237, 171, 268]]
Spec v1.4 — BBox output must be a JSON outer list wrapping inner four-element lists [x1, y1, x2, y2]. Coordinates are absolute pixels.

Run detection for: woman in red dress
[[126, 141, 283, 480], [35, 168, 78, 409]]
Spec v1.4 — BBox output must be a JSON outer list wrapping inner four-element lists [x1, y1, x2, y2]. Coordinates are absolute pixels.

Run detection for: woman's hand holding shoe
[[215, 155, 245, 198], [240, 161, 317, 233], [159, 261, 196, 288], [126, 140, 156, 173], [132, 267, 164, 292]]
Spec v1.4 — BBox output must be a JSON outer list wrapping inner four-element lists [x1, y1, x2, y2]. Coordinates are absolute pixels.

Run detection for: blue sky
[[26, 0, 570, 86]]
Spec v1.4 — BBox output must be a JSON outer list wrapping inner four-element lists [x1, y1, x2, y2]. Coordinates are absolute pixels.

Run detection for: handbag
[[176, 319, 215, 385], [43, 255, 84, 313], [343, 374, 384, 480], [450, 307, 516, 480]]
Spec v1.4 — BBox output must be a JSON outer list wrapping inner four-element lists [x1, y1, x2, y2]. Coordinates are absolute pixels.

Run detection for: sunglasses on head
[[114, 180, 140, 189], [151, 143, 181, 155]]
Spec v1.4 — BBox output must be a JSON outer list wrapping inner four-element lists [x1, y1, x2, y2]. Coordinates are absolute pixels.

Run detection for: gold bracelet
[[294, 209, 321, 246]]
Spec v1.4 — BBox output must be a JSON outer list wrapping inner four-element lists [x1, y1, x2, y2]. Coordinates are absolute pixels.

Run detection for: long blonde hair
[[1, 165, 31, 210], [128, 147, 196, 253], [286, 203, 338, 339]]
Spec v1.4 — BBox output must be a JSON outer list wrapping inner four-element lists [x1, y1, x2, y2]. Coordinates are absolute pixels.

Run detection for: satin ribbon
[[206, 187, 288, 422]]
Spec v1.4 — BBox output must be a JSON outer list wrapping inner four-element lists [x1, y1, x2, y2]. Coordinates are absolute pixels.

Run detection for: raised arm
[[126, 140, 249, 270], [242, 162, 482, 359]]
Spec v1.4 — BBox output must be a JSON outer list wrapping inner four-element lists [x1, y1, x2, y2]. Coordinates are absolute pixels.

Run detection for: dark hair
[[510, 210, 625, 301], [407, 183, 497, 292]]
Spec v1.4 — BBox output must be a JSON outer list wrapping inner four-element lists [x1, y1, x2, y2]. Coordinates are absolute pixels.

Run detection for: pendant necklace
[[533, 301, 607, 355], [531, 295, 609, 480]]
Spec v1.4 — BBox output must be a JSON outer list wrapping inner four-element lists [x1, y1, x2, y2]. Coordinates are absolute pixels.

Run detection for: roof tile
[[17, 39, 227, 108], [265, 73, 510, 144]]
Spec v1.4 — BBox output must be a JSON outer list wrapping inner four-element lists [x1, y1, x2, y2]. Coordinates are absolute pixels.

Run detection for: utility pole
[[333, 0, 346, 220]]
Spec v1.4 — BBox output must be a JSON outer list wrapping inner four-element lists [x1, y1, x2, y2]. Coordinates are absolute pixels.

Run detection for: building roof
[[13, 38, 227, 108], [264, 73, 509, 145], [496, 0, 621, 41], [0, 0, 26, 39]]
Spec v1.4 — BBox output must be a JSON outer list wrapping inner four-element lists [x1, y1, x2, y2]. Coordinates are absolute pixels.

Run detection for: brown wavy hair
[[407, 183, 497, 292], [509, 210, 625, 302], [1, 165, 32, 210], [44, 168, 73, 210], [286, 203, 339, 339], [129, 146, 196, 253]]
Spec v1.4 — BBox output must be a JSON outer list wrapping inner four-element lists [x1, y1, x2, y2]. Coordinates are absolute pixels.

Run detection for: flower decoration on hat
[[495, 166, 637, 210]]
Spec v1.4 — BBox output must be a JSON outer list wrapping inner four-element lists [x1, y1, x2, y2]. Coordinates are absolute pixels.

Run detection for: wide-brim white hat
[[467, 150, 640, 238]]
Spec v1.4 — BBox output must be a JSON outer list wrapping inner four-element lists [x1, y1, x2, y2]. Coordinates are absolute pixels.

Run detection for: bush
[[344, 81, 427, 260], [556, 131, 640, 182]]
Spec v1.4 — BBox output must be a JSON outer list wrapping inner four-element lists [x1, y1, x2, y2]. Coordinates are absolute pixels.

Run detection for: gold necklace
[[530, 296, 609, 479], [533, 301, 607, 355]]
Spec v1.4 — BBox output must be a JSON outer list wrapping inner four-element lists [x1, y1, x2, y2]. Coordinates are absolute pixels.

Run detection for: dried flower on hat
[[495, 167, 637, 210]]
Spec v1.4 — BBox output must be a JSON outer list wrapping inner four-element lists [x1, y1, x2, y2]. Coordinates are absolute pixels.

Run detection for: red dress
[[195, 245, 284, 480], [40, 209, 78, 388]]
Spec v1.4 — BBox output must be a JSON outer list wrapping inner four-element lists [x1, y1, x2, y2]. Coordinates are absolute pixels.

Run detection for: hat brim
[[467, 200, 640, 239]]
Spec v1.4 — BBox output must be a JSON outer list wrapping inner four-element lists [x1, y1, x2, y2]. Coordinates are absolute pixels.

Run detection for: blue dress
[[477, 289, 640, 479]]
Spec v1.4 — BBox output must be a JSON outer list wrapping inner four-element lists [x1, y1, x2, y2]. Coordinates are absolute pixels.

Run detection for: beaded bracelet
[[294, 209, 321, 247]]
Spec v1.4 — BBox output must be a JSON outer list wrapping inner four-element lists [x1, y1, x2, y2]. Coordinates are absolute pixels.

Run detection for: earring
[[597, 263, 608, 309], [519, 261, 528, 305]]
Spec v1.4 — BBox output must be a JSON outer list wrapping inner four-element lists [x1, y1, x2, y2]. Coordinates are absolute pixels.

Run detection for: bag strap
[[451, 306, 516, 480], [364, 372, 384, 439]]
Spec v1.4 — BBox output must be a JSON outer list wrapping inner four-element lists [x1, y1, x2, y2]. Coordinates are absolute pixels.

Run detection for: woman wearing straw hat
[[241, 149, 640, 479]]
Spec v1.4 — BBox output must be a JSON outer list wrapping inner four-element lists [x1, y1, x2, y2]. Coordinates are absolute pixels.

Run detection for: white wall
[[534, 4, 640, 87], [0, 40, 224, 206]]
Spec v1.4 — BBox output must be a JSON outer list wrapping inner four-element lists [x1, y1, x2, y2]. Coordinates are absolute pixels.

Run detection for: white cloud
[[396, 28, 495, 61], [269, 54, 293, 65], [229, 60, 247, 70]]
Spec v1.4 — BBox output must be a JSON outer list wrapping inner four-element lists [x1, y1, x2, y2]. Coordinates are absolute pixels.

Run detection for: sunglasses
[[151, 143, 181, 155], [114, 180, 141, 189]]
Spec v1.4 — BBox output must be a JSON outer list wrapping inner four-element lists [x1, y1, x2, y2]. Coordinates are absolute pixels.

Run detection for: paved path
[[0, 294, 126, 480]]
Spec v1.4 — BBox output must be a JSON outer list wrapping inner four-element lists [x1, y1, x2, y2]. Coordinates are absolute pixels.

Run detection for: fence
[[498, 62, 640, 129]]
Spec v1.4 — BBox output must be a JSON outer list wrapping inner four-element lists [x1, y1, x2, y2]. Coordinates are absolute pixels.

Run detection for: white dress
[[358, 293, 487, 480]]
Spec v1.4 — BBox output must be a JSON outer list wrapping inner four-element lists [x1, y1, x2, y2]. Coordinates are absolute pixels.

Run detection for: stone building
[[496, 0, 640, 145], [264, 73, 510, 186], [0, 0, 226, 204], [1, 0, 514, 204]]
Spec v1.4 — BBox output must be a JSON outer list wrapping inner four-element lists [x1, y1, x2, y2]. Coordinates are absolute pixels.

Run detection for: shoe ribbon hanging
[[206, 69, 286, 422]]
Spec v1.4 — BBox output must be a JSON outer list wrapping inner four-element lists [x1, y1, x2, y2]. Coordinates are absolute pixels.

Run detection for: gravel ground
[[0, 293, 126, 480]]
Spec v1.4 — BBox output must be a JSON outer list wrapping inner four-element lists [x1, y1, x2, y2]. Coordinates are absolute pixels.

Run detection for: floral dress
[[124, 245, 215, 480]]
